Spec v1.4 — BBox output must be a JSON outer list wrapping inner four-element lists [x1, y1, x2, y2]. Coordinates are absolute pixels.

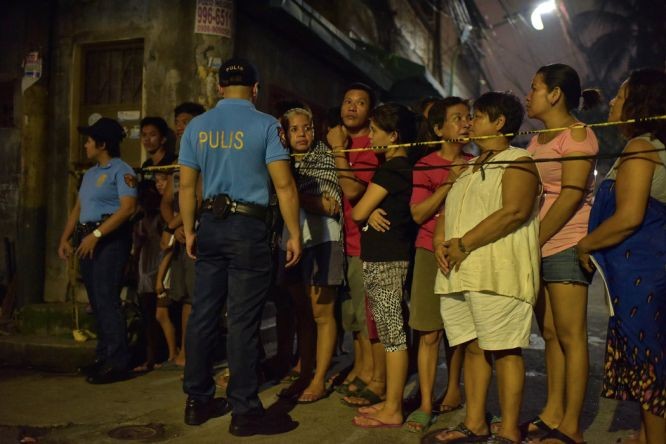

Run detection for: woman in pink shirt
[[524, 63, 600, 444], [405, 97, 471, 433]]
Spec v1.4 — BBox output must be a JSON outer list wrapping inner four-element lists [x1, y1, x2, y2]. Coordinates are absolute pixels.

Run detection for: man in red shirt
[[327, 83, 384, 404]]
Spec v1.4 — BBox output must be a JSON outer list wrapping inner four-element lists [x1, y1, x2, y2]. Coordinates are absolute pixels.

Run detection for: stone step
[[0, 301, 280, 373], [16, 303, 95, 337], [0, 334, 95, 373]]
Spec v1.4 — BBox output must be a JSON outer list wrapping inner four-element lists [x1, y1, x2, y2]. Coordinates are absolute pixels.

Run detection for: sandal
[[352, 416, 402, 429], [280, 370, 300, 384], [486, 434, 520, 444], [421, 422, 490, 444], [296, 389, 329, 404], [335, 376, 367, 396], [432, 402, 463, 415], [520, 416, 554, 438], [277, 378, 309, 400], [157, 360, 182, 371], [539, 428, 586, 444], [340, 387, 383, 407], [404, 410, 434, 433]]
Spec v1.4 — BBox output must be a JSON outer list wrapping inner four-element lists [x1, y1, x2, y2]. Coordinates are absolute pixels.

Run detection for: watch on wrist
[[93, 229, 102, 239]]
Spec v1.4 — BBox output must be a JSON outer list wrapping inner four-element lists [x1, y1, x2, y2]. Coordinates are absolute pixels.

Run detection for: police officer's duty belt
[[202, 195, 268, 222]]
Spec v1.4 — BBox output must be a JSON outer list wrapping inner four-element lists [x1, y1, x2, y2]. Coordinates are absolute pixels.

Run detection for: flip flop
[[519, 416, 554, 438], [487, 413, 502, 433], [280, 370, 300, 384], [421, 422, 490, 444], [357, 402, 384, 417], [296, 390, 329, 404], [277, 379, 309, 400], [131, 363, 154, 373], [157, 360, 183, 371], [404, 410, 434, 433], [340, 387, 383, 407], [486, 434, 521, 444], [539, 428, 587, 444], [352, 416, 402, 429], [335, 376, 368, 396], [432, 402, 463, 415]]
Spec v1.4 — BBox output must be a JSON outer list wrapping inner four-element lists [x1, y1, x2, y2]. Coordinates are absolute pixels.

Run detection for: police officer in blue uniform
[[58, 117, 138, 384], [178, 58, 302, 434]]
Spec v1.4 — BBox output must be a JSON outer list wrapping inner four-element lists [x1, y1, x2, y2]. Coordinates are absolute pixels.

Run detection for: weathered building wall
[[235, 7, 353, 120], [0, 1, 53, 307], [0, 4, 26, 293], [0, 3, 23, 283], [44, 0, 233, 302], [306, 1, 479, 100], [3, 0, 484, 308]]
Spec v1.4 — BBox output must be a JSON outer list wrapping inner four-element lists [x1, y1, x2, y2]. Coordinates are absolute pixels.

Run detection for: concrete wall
[[43, 0, 233, 302], [0, 4, 26, 290], [0, 1, 53, 307]]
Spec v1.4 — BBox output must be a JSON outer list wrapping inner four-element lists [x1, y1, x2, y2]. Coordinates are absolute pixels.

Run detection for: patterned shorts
[[363, 261, 409, 352]]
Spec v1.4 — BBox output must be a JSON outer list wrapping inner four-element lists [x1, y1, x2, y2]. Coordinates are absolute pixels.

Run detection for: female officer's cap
[[78, 117, 126, 143]]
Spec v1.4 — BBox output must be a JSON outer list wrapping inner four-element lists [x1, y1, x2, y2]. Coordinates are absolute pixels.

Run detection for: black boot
[[184, 397, 231, 426]]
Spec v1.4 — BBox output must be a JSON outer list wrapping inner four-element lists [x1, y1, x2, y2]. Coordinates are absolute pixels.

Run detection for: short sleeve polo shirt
[[178, 98, 290, 206], [79, 157, 138, 223]]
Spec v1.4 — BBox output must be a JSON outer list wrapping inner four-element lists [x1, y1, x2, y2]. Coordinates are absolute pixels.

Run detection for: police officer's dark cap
[[78, 117, 126, 143], [218, 58, 259, 87]]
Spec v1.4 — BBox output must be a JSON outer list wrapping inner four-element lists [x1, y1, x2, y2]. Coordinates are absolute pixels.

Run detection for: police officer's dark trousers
[[184, 212, 271, 416], [79, 231, 132, 371]]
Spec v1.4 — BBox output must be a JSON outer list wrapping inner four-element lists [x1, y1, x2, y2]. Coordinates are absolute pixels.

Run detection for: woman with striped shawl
[[276, 107, 344, 404]]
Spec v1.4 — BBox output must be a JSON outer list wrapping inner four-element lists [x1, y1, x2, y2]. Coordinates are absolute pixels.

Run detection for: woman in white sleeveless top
[[424, 92, 540, 444]]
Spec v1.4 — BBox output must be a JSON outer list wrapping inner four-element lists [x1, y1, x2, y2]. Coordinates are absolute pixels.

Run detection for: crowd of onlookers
[[77, 63, 664, 444]]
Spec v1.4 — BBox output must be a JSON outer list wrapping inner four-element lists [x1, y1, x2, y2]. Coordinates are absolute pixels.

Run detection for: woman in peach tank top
[[523, 64, 601, 444]]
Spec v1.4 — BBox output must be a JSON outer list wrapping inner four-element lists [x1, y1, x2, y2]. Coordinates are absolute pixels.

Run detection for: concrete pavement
[[0, 276, 643, 443]]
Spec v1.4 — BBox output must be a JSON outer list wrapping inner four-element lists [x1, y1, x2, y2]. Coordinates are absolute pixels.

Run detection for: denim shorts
[[278, 241, 344, 287], [542, 246, 593, 284]]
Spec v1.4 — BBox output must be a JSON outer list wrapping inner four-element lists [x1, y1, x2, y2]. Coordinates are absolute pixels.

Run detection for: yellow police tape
[[81, 114, 666, 175]]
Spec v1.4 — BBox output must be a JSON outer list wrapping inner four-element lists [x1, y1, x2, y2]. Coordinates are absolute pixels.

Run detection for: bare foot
[[524, 416, 560, 436], [297, 380, 326, 402], [352, 408, 402, 428], [132, 362, 153, 372], [434, 423, 489, 443], [357, 401, 385, 416], [297, 390, 327, 403], [215, 368, 230, 390], [437, 387, 463, 412], [346, 374, 372, 394]]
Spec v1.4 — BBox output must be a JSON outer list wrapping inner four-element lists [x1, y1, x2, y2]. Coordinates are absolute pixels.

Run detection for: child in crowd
[[133, 173, 168, 372]]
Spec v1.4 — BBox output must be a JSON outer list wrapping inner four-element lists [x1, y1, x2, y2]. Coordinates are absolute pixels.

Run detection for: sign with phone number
[[194, 0, 233, 37]]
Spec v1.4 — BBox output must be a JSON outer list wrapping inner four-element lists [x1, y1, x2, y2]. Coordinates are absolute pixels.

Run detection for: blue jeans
[[183, 212, 272, 416], [79, 231, 131, 371]]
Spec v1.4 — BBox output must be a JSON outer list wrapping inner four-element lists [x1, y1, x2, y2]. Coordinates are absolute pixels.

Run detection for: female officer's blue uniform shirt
[[79, 157, 138, 223], [178, 98, 289, 206]]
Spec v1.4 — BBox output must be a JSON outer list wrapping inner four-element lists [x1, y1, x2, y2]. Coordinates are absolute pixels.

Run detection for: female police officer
[[58, 117, 138, 384]]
